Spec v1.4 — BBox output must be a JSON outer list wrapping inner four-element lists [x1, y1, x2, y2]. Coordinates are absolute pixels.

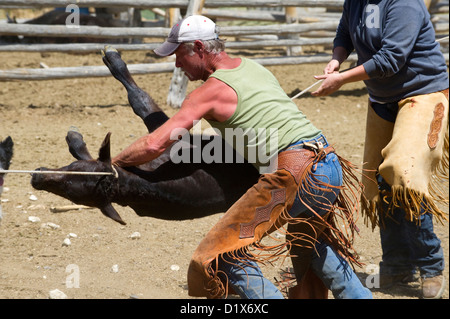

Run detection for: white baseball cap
[[154, 15, 219, 56]]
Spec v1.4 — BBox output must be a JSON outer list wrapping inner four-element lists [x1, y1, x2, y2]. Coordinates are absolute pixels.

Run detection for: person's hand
[[323, 59, 341, 74], [310, 59, 343, 97], [311, 73, 344, 97]]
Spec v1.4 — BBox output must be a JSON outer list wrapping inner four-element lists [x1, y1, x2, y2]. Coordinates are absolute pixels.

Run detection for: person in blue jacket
[[312, 0, 448, 299]]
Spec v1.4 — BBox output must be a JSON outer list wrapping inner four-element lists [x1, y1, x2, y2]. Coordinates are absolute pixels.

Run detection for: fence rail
[[0, 0, 345, 9], [0, 37, 336, 53], [0, 53, 359, 81], [0, 50, 447, 81], [0, 20, 339, 39]]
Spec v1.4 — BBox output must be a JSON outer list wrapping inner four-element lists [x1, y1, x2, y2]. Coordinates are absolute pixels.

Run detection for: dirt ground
[[0, 48, 448, 300]]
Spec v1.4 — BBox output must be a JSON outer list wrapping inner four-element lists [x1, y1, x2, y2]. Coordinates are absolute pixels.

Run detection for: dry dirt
[[0, 48, 448, 300]]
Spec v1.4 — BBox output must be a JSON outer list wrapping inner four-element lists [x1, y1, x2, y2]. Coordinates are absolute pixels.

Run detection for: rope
[[0, 169, 114, 176], [291, 66, 355, 100], [290, 80, 323, 100]]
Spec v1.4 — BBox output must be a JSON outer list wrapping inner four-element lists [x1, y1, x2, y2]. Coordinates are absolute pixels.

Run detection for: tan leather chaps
[[362, 89, 449, 227], [188, 145, 362, 298]]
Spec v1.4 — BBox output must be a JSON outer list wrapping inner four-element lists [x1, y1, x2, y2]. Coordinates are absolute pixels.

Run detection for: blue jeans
[[377, 175, 445, 279], [219, 135, 372, 299], [310, 239, 372, 299]]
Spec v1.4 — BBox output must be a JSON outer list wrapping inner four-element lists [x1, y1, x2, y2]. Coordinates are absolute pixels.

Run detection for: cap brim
[[154, 41, 180, 57]]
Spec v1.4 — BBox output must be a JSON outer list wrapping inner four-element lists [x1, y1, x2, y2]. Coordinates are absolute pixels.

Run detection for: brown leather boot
[[422, 275, 446, 299]]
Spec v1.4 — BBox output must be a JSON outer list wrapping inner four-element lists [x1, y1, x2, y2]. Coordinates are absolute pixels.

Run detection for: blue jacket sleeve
[[333, 0, 354, 55], [363, 0, 427, 79]]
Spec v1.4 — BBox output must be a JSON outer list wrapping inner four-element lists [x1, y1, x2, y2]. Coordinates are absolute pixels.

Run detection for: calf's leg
[[101, 46, 168, 132]]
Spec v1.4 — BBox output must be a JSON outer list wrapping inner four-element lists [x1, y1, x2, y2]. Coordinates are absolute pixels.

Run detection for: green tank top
[[207, 58, 321, 173]]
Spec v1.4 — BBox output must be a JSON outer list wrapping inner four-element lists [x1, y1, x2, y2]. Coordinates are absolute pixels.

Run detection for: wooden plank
[[1, 52, 448, 81], [0, 54, 352, 81], [253, 53, 358, 66], [203, 8, 285, 22], [197, 9, 342, 23], [0, 0, 345, 9], [0, 43, 159, 53], [0, 37, 335, 52], [430, 3, 449, 14], [205, 0, 345, 7], [0, 21, 340, 38], [2, 33, 442, 54], [0, 23, 168, 39], [221, 21, 340, 35], [0, 0, 188, 9], [0, 62, 175, 81]]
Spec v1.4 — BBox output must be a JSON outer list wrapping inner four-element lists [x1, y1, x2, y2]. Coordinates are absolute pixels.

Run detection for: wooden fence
[[0, 0, 448, 106]]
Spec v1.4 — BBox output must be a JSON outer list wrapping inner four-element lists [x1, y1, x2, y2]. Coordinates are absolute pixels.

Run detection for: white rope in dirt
[[0, 169, 114, 176]]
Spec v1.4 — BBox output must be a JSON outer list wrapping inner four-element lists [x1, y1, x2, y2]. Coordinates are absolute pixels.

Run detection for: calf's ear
[[1, 136, 13, 148], [66, 130, 93, 160], [1, 136, 13, 149], [100, 203, 126, 225], [98, 132, 112, 164]]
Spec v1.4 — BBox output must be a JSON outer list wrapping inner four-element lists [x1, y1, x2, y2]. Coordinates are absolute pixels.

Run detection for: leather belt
[[277, 144, 335, 184], [281, 135, 327, 153]]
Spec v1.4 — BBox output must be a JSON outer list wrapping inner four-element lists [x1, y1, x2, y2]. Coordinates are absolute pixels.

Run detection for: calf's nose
[[30, 167, 47, 187]]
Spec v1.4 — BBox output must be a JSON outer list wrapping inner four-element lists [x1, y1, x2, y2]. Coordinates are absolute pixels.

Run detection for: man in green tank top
[[112, 15, 371, 299]]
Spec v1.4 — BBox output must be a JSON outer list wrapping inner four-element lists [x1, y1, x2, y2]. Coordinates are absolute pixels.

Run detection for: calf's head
[[31, 132, 126, 225]]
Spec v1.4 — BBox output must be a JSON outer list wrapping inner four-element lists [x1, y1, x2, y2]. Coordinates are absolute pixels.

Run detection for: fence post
[[423, 0, 432, 9], [285, 6, 302, 56], [166, 8, 181, 27], [166, 0, 205, 108], [423, 0, 439, 12]]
